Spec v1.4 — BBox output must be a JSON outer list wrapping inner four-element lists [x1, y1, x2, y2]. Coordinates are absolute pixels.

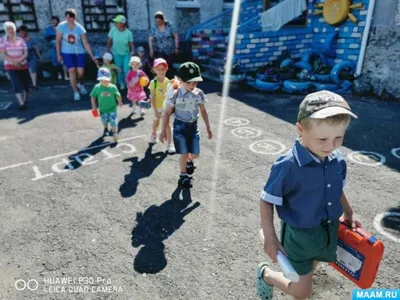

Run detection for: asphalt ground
[[0, 80, 399, 300]]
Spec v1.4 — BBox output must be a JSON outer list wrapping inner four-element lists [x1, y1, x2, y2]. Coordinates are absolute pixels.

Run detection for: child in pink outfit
[[126, 56, 149, 116]]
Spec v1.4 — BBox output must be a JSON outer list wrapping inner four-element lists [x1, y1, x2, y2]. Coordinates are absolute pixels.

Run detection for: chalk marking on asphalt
[[40, 135, 146, 161], [0, 161, 33, 171], [391, 148, 400, 159], [231, 127, 261, 139], [347, 151, 386, 166], [0, 101, 12, 110], [373, 212, 400, 243], [249, 140, 286, 155], [224, 117, 250, 127]]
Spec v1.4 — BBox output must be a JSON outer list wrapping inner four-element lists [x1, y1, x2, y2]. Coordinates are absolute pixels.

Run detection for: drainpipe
[[355, 0, 376, 77]]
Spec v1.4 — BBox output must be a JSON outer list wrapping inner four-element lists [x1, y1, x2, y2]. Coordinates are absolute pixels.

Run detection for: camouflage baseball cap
[[297, 90, 358, 122], [178, 62, 203, 83]]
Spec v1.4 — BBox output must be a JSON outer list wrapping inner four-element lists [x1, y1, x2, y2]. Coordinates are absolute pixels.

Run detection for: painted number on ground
[[231, 127, 261, 139], [373, 212, 400, 243], [224, 118, 250, 127], [249, 140, 286, 155], [347, 151, 386, 166], [0, 101, 12, 110], [31, 143, 136, 181], [391, 148, 400, 159]]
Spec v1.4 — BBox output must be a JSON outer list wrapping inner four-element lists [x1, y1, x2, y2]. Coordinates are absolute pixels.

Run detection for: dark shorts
[[280, 220, 339, 276], [61, 53, 86, 69], [173, 119, 200, 155], [7, 70, 30, 94]]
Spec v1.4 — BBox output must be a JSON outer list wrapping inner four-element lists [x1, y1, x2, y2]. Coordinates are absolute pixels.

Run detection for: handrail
[[184, 8, 233, 41]]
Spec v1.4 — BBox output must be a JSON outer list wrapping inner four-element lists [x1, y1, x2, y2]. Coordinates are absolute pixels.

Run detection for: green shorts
[[280, 220, 339, 276]]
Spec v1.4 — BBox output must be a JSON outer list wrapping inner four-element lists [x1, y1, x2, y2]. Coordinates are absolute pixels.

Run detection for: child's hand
[[154, 110, 161, 119], [159, 131, 167, 143], [264, 233, 286, 263], [343, 213, 362, 231], [118, 102, 123, 107], [207, 127, 213, 139]]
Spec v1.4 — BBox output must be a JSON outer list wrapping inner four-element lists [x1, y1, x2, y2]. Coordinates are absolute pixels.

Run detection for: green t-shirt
[[103, 64, 117, 85], [108, 27, 133, 56], [90, 83, 120, 113]]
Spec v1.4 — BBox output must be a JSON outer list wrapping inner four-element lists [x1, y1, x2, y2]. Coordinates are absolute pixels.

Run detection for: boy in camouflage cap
[[257, 90, 361, 299]]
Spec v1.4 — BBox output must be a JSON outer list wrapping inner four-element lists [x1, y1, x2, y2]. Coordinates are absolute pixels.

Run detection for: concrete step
[[199, 63, 223, 72], [210, 58, 225, 66], [201, 71, 224, 83]]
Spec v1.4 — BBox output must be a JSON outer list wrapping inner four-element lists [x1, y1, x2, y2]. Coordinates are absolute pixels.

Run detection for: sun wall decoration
[[313, 0, 364, 25]]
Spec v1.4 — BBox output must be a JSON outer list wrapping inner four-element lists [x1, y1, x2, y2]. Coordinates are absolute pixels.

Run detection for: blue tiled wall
[[310, 0, 370, 65], [190, 0, 371, 73]]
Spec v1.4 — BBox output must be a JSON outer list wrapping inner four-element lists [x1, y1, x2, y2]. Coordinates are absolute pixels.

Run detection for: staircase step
[[210, 58, 225, 66], [201, 72, 224, 83], [199, 63, 223, 72]]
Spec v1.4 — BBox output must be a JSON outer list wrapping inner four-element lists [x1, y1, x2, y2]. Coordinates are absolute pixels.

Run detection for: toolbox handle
[[340, 217, 376, 244]]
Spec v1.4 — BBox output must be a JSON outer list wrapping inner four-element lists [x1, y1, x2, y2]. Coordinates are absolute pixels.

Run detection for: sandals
[[257, 262, 274, 299]]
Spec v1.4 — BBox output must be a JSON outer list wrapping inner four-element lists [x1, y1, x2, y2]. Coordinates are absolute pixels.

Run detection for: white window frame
[[176, 0, 200, 9]]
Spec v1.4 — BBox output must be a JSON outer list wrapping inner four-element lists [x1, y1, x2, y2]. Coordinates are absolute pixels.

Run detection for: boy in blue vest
[[159, 62, 212, 188], [257, 91, 361, 300]]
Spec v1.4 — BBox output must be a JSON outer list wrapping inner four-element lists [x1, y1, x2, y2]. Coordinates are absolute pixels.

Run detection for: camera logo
[[15, 279, 39, 291]]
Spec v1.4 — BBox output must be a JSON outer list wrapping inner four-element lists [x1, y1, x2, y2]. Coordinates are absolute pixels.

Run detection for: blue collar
[[293, 139, 339, 166]]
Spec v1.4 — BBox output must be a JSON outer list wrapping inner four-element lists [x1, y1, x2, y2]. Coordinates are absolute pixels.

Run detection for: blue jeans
[[173, 119, 200, 155], [113, 54, 130, 87]]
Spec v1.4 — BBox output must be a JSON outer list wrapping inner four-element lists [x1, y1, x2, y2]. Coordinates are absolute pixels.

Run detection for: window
[[176, 0, 200, 9], [0, 0, 39, 32]]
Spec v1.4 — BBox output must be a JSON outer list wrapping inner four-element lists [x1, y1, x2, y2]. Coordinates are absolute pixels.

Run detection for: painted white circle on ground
[[249, 140, 286, 155], [347, 151, 386, 166], [373, 212, 400, 243], [224, 118, 250, 127], [231, 127, 261, 139], [391, 148, 400, 159]]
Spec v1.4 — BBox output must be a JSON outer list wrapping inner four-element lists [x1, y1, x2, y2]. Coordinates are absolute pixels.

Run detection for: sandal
[[257, 262, 274, 299]]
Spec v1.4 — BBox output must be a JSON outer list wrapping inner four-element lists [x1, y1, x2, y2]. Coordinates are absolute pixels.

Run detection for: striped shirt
[[0, 36, 28, 70]]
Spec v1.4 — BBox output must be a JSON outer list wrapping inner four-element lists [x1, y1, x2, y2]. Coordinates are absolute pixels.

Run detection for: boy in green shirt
[[90, 67, 123, 142]]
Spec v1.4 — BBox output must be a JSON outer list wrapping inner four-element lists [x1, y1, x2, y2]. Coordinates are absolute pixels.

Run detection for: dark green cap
[[178, 62, 203, 83], [297, 90, 358, 122]]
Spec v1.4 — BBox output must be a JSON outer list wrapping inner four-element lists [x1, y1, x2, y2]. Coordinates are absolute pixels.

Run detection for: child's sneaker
[[73, 92, 81, 101], [149, 134, 157, 144], [186, 160, 196, 175], [140, 108, 145, 117], [178, 175, 192, 189], [113, 134, 119, 142], [167, 144, 176, 154], [103, 128, 109, 136], [57, 73, 62, 80], [78, 83, 88, 95], [132, 105, 136, 114]]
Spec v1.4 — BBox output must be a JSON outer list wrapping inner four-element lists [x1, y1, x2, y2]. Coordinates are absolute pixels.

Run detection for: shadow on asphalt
[[117, 112, 144, 134], [381, 207, 400, 235], [119, 143, 167, 198], [131, 187, 200, 274], [211, 82, 400, 172], [64, 135, 115, 171]]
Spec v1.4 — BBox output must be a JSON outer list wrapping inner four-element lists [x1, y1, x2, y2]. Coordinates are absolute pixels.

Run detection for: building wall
[[234, 0, 372, 72], [357, 0, 400, 99], [0, 0, 226, 75]]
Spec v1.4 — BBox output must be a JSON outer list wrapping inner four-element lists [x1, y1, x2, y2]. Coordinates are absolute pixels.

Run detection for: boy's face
[[100, 80, 110, 87], [296, 120, 349, 160], [130, 62, 140, 70], [153, 64, 167, 77], [104, 59, 110, 65], [181, 81, 197, 92], [139, 52, 144, 57]]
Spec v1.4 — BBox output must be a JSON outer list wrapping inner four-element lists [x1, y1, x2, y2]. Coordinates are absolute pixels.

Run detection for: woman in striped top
[[0, 21, 30, 110]]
